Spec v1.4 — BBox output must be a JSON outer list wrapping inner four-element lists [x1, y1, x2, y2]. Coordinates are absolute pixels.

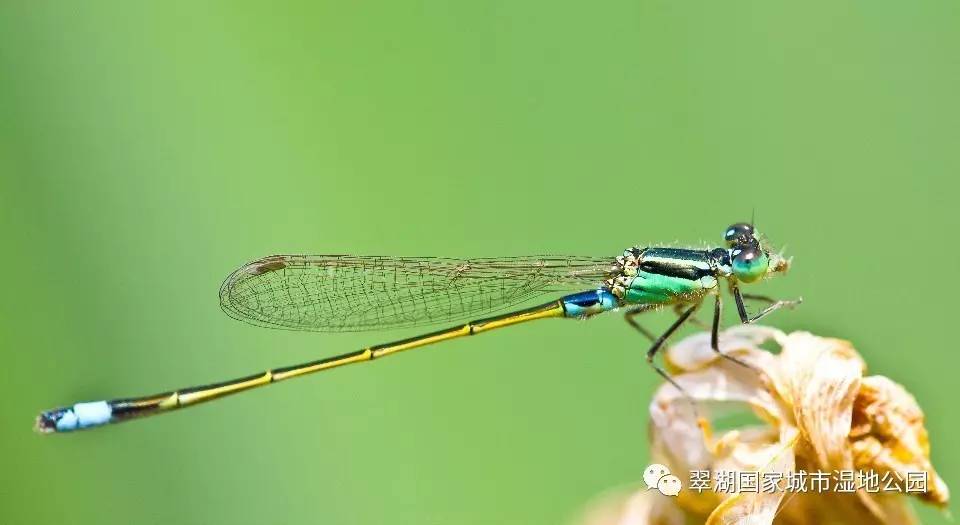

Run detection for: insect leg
[[730, 284, 802, 324], [675, 302, 710, 330], [740, 293, 777, 304], [624, 305, 658, 341], [711, 292, 758, 370], [626, 304, 709, 340], [644, 302, 701, 415]]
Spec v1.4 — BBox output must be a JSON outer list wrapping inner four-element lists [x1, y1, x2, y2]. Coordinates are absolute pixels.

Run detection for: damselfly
[[36, 223, 798, 433]]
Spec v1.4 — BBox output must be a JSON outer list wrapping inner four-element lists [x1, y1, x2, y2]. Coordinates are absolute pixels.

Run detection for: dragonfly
[[36, 222, 798, 433]]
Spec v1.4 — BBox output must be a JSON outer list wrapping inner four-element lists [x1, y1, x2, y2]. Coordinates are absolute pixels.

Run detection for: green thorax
[[607, 247, 720, 305]]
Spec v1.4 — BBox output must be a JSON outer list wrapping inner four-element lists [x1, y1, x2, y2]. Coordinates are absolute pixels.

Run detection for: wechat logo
[[644, 463, 681, 496]]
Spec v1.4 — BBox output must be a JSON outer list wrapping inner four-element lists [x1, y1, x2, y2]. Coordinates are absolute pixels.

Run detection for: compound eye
[[731, 245, 769, 283], [724, 223, 754, 246]]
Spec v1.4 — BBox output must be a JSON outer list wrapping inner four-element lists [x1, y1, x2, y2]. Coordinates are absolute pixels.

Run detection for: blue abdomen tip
[[35, 401, 113, 433]]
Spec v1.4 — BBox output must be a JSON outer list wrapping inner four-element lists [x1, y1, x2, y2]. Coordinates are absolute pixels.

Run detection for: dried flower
[[579, 326, 948, 525]]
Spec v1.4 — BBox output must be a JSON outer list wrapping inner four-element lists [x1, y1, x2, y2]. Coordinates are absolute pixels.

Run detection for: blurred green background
[[1, 2, 957, 524]]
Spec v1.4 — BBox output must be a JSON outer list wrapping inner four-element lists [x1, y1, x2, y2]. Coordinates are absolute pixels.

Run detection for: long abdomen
[[35, 289, 621, 433]]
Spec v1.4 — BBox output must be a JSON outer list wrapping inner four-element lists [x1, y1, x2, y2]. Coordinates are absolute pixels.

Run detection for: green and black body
[[37, 223, 796, 433]]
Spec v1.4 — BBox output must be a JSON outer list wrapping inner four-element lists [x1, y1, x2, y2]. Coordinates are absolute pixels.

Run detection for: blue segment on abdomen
[[51, 401, 113, 431], [561, 289, 620, 318]]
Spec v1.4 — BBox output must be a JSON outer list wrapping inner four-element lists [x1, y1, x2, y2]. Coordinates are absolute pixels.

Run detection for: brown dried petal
[[583, 327, 948, 525], [770, 333, 864, 470], [851, 376, 949, 507], [706, 428, 796, 525]]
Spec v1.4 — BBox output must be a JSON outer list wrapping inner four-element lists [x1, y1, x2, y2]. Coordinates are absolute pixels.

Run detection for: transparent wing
[[219, 254, 615, 332]]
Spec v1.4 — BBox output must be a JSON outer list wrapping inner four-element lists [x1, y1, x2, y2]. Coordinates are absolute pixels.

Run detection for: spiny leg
[[643, 302, 701, 416], [624, 305, 658, 341], [625, 304, 708, 339], [710, 292, 758, 371], [747, 297, 801, 323], [731, 284, 802, 324], [676, 302, 710, 330], [742, 293, 803, 315], [740, 293, 777, 304]]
